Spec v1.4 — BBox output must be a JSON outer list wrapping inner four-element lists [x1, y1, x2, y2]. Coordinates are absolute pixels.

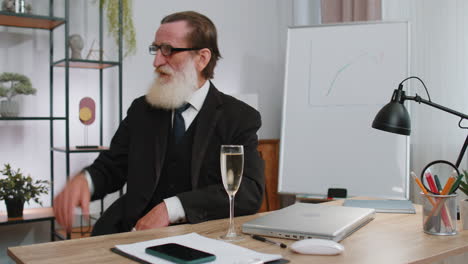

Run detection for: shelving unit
[[0, 7, 65, 240], [51, 0, 123, 239], [0, 0, 123, 240]]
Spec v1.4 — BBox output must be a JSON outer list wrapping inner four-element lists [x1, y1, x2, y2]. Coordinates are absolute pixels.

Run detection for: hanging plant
[[97, 0, 136, 57]]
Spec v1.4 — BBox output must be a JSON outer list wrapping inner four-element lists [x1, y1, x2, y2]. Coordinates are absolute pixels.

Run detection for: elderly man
[[53, 11, 265, 236]]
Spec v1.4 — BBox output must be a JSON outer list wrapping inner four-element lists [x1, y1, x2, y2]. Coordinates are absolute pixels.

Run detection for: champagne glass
[[219, 145, 244, 241]]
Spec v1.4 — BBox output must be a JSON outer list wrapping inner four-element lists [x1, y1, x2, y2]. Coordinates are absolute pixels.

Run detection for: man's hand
[[134, 202, 170, 231], [53, 172, 90, 233]]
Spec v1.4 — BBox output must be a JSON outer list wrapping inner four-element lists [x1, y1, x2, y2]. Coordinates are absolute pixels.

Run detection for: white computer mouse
[[290, 238, 344, 255]]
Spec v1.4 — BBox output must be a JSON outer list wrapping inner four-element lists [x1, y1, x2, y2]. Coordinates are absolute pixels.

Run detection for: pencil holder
[[421, 192, 457, 236]]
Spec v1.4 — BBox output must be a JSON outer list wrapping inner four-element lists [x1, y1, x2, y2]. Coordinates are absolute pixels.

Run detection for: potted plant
[[0, 72, 37, 117], [0, 164, 49, 218], [459, 170, 468, 230]]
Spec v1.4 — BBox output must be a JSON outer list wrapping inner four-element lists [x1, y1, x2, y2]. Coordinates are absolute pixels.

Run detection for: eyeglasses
[[148, 44, 202, 56]]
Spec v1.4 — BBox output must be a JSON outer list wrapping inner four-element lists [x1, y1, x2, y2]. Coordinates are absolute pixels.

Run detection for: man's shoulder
[[211, 85, 259, 117], [209, 85, 262, 130], [128, 95, 154, 111], [133, 95, 149, 105], [125, 95, 168, 117]]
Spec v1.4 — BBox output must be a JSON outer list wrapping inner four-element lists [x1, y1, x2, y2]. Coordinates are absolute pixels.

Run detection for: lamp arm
[[404, 95, 468, 120], [404, 94, 468, 168], [455, 135, 468, 168]]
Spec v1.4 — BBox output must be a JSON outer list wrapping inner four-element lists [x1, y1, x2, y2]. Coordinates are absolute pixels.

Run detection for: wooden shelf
[[0, 117, 66, 121], [0, 11, 65, 30], [0, 207, 54, 226], [52, 146, 109, 153], [53, 59, 119, 69]]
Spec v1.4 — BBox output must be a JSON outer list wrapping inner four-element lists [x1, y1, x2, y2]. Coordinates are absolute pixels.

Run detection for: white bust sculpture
[[1, 0, 15, 12], [69, 34, 84, 59]]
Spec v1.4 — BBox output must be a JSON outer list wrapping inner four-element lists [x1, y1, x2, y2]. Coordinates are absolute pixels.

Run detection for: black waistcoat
[[142, 116, 198, 216]]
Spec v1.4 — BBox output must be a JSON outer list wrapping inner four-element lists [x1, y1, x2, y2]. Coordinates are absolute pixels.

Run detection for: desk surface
[[7, 199, 468, 264]]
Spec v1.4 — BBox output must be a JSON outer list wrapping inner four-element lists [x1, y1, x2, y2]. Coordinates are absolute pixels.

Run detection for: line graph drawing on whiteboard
[[308, 39, 400, 107], [325, 52, 384, 96]]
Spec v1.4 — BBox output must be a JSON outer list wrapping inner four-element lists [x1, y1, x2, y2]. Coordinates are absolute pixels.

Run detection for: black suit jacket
[[87, 82, 265, 232]]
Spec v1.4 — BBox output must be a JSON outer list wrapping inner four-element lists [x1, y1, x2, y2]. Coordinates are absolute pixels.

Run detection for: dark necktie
[[173, 103, 191, 144]]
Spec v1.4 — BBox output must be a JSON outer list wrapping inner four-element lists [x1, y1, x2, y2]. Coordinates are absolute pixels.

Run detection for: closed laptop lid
[[242, 202, 375, 241]]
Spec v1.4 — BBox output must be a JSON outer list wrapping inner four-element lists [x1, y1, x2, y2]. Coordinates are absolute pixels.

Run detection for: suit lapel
[[153, 107, 171, 186], [191, 82, 223, 188]]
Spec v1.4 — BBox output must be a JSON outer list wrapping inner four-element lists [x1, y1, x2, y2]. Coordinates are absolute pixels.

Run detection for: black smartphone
[[145, 243, 216, 264]]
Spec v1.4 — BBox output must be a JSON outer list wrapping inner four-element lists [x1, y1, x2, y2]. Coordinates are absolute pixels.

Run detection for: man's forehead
[[154, 20, 191, 46]]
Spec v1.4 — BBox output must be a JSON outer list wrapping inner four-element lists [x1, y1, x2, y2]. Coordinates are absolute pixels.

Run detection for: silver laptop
[[242, 202, 376, 242]]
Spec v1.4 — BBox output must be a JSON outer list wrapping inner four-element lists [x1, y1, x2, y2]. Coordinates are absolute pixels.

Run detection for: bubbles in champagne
[[221, 153, 244, 195]]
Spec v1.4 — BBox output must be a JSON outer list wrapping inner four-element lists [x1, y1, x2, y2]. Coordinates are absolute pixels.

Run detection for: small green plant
[[0, 72, 37, 101], [0, 164, 49, 205], [459, 170, 468, 197]]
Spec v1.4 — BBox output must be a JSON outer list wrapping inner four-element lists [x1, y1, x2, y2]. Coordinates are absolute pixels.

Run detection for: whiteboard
[[279, 22, 410, 199]]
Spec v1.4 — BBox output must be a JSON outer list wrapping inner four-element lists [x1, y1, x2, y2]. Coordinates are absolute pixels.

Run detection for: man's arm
[[134, 202, 170, 230], [134, 197, 186, 230]]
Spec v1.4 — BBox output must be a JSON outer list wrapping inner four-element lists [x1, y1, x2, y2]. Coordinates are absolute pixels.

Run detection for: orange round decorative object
[[79, 97, 95, 125], [79, 107, 92, 122]]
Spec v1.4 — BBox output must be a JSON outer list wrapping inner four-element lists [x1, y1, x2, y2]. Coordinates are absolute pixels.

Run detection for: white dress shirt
[[85, 80, 210, 225]]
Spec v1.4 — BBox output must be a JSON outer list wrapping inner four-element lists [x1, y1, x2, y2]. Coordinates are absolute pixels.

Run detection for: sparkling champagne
[[219, 145, 244, 242], [221, 153, 244, 195]]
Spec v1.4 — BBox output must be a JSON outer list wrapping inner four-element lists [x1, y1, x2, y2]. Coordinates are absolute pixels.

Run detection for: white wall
[[293, 0, 322, 25], [0, 0, 292, 261]]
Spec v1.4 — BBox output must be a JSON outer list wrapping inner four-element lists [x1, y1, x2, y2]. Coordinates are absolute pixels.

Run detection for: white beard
[[146, 58, 198, 110]]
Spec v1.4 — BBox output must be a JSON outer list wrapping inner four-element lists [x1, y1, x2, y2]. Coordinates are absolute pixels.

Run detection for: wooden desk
[[7, 200, 468, 264]]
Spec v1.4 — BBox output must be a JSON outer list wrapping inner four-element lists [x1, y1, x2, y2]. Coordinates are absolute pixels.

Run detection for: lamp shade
[[372, 100, 411, 135]]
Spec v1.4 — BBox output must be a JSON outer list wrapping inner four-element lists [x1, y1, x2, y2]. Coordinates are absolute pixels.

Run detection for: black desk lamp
[[372, 76, 468, 168]]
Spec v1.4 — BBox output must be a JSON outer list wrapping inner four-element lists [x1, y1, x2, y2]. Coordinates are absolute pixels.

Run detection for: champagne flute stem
[[227, 194, 236, 235]]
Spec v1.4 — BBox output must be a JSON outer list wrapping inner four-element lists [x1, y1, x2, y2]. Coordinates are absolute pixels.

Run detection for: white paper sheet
[[115, 232, 282, 264]]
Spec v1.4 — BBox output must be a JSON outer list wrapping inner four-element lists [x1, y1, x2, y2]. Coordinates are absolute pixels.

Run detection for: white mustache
[[156, 65, 173, 75]]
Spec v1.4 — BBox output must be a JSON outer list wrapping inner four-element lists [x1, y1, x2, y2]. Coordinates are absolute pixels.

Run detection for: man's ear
[[195, 48, 211, 73]]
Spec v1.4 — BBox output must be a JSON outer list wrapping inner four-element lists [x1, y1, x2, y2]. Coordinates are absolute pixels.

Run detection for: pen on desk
[[433, 175, 443, 232], [449, 173, 464, 194], [251, 235, 287, 248], [434, 175, 443, 193], [440, 176, 456, 195], [411, 172, 435, 206], [425, 172, 439, 194]]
